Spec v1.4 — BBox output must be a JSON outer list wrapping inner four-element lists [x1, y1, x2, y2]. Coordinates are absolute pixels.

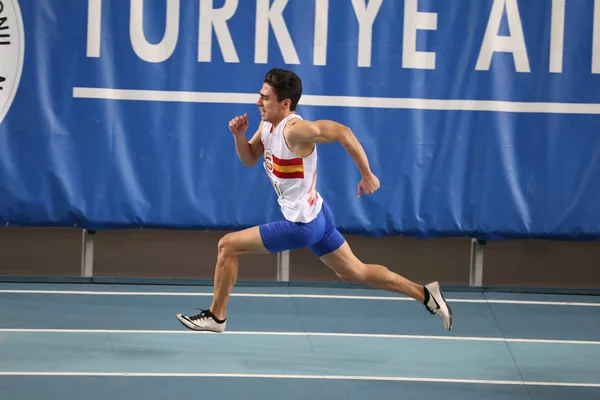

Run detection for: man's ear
[[281, 98, 291, 110]]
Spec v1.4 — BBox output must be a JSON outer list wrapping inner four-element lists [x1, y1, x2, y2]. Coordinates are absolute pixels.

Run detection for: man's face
[[257, 83, 287, 123]]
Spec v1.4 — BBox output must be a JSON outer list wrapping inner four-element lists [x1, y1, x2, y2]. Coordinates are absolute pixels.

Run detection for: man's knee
[[218, 233, 238, 258]]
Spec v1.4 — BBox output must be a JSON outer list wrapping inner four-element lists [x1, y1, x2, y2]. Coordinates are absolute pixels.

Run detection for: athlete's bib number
[[264, 162, 283, 198], [270, 178, 282, 197]]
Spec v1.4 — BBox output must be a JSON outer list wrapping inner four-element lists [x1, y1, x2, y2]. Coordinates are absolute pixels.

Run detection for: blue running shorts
[[258, 202, 346, 257]]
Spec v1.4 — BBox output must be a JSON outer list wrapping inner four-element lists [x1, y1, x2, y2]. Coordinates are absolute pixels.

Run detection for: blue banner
[[1, 0, 599, 240]]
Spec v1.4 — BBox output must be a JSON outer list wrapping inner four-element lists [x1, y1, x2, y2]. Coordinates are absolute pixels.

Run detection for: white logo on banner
[[0, 0, 25, 125]]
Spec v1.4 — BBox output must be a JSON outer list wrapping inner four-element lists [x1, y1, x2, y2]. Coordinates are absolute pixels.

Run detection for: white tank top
[[261, 113, 323, 223]]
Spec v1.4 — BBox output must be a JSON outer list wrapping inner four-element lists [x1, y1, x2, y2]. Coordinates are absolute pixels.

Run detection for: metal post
[[469, 238, 486, 286], [277, 250, 290, 282], [81, 229, 96, 277]]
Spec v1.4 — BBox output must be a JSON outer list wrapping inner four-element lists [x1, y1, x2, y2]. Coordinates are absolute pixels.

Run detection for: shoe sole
[[429, 282, 453, 331], [176, 314, 225, 333]]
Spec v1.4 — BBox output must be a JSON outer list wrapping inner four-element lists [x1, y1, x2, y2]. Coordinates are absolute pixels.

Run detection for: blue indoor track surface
[[0, 282, 599, 400]]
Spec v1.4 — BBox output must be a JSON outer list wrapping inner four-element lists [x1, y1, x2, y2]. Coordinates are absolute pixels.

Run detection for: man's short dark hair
[[263, 68, 302, 111]]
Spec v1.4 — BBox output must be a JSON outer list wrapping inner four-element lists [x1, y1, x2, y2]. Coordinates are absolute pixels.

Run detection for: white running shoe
[[176, 309, 226, 333], [424, 281, 453, 331]]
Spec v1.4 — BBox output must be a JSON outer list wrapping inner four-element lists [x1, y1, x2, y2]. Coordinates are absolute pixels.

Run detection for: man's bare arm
[[234, 128, 263, 167], [230, 114, 264, 167], [285, 119, 372, 177]]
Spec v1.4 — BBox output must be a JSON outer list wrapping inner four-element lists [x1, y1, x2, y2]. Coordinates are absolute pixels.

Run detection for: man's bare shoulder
[[284, 118, 346, 144], [284, 118, 316, 134], [283, 118, 317, 143]]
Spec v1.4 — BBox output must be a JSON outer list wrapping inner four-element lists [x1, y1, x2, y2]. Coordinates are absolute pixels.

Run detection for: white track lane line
[[1, 371, 599, 387], [0, 289, 598, 307], [0, 328, 598, 345]]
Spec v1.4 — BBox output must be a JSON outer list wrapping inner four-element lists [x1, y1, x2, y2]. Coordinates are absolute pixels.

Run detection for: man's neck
[[270, 111, 295, 129]]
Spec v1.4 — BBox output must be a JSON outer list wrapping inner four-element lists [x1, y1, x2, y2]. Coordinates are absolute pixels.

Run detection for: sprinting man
[[177, 68, 453, 332]]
